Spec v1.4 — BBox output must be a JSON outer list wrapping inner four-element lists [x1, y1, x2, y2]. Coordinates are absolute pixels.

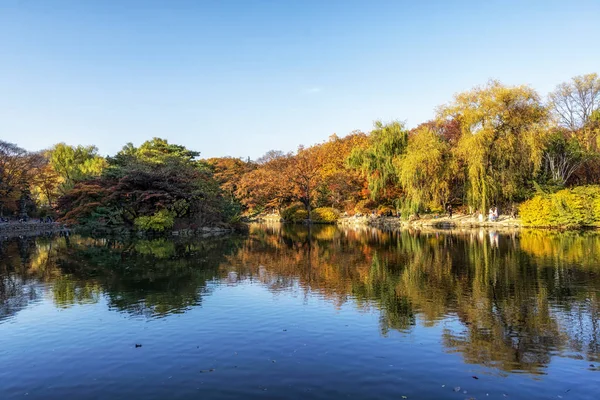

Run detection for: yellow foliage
[[520, 185, 600, 227], [312, 207, 341, 223], [281, 203, 308, 223]]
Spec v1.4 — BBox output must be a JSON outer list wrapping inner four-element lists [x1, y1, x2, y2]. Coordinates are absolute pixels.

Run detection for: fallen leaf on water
[[454, 387, 461, 392], [472, 376, 479, 380]]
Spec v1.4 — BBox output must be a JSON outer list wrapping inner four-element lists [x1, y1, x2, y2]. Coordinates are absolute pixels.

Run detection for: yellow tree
[[439, 81, 549, 212], [395, 127, 456, 212]]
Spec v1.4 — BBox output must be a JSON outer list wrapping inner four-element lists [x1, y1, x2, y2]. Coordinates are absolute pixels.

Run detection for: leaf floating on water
[[454, 387, 461, 392], [402, 396, 407, 399], [472, 376, 479, 380]]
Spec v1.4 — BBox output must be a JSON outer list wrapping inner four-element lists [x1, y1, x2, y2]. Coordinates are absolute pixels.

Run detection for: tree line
[[1, 72, 599, 230]]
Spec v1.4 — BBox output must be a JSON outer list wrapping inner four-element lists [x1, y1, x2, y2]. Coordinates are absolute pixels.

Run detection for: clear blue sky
[[1, 0, 599, 159]]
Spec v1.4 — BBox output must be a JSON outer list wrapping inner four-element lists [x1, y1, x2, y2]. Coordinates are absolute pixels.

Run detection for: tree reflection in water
[[1, 225, 599, 374]]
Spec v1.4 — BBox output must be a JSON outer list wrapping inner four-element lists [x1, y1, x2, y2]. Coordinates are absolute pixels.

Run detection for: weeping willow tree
[[439, 81, 549, 212], [395, 127, 457, 213], [347, 120, 408, 200]]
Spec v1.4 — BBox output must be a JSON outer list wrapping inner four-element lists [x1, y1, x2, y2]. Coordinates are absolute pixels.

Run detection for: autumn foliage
[[2, 73, 600, 227]]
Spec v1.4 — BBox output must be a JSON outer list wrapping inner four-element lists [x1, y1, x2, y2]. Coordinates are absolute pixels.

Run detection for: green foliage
[[134, 238, 177, 258], [520, 185, 600, 227], [49, 143, 107, 193], [347, 121, 408, 199], [110, 138, 200, 168], [311, 207, 340, 223], [134, 210, 175, 232], [57, 138, 239, 233], [281, 203, 308, 223]]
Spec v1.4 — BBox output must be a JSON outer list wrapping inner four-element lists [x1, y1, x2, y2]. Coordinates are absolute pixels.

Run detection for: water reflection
[[1, 225, 599, 375]]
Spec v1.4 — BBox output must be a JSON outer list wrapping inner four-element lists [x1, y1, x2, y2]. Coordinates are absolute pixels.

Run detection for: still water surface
[[1, 224, 599, 399]]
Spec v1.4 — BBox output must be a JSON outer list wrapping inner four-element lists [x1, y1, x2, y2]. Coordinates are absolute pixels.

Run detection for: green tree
[[347, 121, 408, 200], [57, 138, 233, 233], [49, 143, 107, 194]]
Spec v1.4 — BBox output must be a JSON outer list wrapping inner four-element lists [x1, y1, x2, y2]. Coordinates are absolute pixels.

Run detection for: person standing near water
[[447, 204, 453, 219]]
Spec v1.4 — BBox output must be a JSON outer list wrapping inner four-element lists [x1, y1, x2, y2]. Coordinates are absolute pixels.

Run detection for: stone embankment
[[338, 214, 521, 229], [0, 221, 69, 239], [171, 226, 236, 237], [252, 214, 283, 223]]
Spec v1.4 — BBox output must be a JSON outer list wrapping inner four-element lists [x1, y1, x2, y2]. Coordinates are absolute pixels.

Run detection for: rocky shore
[[171, 226, 236, 237], [338, 214, 521, 229], [0, 221, 69, 239]]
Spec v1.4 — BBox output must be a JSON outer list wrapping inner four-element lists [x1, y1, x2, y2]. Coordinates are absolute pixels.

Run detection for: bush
[[134, 209, 175, 232], [281, 203, 308, 223], [520, 185, 600, 228], [354, 199, 376, 215], [312, 207, 340, 223]]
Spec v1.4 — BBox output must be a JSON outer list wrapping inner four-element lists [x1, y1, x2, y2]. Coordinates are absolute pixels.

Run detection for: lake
[[1, 224, 598, 399]]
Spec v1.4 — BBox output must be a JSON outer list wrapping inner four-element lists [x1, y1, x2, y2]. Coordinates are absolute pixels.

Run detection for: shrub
[[520, 185, 600, 228], [134, 209, 175, 232], [354, 199, 376, 215], [281, 203, 308, 223], [312, 207, 341, 223]]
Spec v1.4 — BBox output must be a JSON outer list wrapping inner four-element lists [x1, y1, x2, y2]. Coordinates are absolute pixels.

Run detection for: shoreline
[[338, 214, 521, 229], [254, 213, 522, 229], [0, 221, 69, 239]]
